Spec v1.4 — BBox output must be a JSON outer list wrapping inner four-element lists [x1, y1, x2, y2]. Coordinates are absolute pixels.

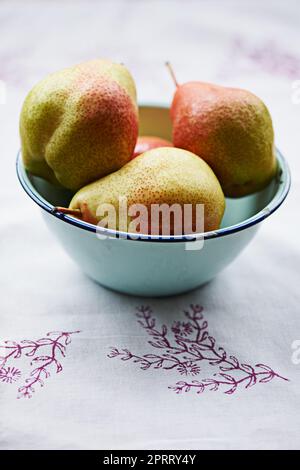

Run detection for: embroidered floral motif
[[108, 305, 288, 395], [0, 366, 21, 384], [0, 331, 80, 399], [220, 37, 300, 80]]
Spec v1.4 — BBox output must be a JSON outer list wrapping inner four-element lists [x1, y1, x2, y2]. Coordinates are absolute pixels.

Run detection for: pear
[[20, 59, 138, 191], [168, 69, 277, 197], [132, 136, 173, 159], [68, 147, 225, 235]]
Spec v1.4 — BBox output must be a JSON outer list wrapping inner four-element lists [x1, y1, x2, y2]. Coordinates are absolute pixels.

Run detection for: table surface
[[0, 0, 300, 450]]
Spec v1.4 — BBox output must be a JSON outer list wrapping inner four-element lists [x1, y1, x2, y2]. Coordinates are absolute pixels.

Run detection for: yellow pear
[[69, 147, 225, 235]]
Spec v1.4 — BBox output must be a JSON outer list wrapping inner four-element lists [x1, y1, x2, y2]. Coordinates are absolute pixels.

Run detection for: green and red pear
[[167, 63, 277, 197], [20, 59, 138, 191]]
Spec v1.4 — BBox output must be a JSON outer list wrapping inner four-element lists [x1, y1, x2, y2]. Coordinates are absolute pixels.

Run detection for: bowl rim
[[16, 105, 291, 243]]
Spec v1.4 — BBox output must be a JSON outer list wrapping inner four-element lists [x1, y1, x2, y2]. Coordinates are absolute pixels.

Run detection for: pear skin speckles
[[171, 81, 276, 197], [70, 147, 225, 234], [20, 59, 138, 191]]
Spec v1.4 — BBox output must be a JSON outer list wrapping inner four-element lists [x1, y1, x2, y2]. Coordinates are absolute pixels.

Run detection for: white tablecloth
[[0, 0, 300, 450]]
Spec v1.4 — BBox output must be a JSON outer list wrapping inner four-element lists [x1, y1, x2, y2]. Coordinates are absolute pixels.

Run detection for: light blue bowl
[[16, 105, 290, 297]]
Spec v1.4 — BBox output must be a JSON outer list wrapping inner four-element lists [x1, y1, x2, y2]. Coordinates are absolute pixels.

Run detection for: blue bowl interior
[[17, 105, 290, 240]]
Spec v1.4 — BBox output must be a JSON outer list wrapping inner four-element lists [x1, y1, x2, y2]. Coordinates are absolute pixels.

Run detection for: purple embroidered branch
[[108, 305, 203, 375], [170, 364, 289, 395], [108, 348, 201, 374], [136, 305, 172, 349], [109, 304, 222, 375], [108, 305, 289, 395], [0, 331, 80, 398]]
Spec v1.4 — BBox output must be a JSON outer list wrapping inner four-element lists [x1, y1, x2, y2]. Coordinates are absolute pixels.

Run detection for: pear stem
[[53, 206, 82, 217], [165, 61, 179, 88]]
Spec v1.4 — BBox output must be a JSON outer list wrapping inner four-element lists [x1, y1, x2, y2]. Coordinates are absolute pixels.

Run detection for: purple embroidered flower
[[0, 366, 21, 384], [177, 362, 201, 376], [172, 321, 193, 336], [171, 321, 181, 335]]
